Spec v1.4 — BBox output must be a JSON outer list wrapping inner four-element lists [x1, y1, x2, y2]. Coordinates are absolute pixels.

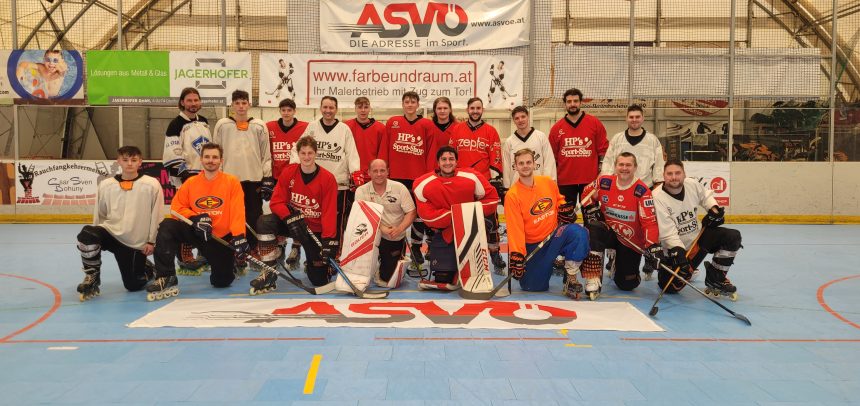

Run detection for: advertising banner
[[87, 51, 252, 106], [684, 161, 730, 207], [320, 0, 530, 53], [3, 50, 85, 104], [259, 53, 523, 109]]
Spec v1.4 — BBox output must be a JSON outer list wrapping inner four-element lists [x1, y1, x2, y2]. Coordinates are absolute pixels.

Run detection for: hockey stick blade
[[648, 228, 707, 317], [459, 229, 555, 300]]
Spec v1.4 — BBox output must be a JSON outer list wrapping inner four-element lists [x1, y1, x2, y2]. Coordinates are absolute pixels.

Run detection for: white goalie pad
[[451, 202, 493, 293], [336, 200, 383, 293]]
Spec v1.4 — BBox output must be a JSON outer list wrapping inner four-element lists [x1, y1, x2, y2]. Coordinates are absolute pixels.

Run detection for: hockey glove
[[179, 168, 198, 183], [283, 209, 309, 244], [509, 251, 526, 280], [231, 235, 250, 256], [644, 243, 664, 271], [667, 246, 690, 272], [582, 203, 604, 225], [489, 177, 506, 201], [190, 214, 213, 242], [557, 202, 577, 225], [259, 177, 276, 201], [350, 171, 368, 192], [701, 206, 725, 228], [320, 238, 339, 261]]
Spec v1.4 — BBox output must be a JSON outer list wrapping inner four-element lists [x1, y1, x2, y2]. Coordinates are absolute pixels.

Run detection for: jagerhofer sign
[[259, 53, 523, 110], [87, 51, 252, 105], [320, 0, 530, 53], [129, 298, 664, 331]]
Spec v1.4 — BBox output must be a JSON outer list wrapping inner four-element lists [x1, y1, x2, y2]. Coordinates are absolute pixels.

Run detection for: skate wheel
[[729, 293, 738, 301], [250, 287, 259, 296], [589, 291, 599, 301], [79, 293, 86, 302], [147, 292, 156, 301]]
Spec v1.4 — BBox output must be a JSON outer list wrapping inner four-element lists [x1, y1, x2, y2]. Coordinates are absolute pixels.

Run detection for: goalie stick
[[171, 210, 335, 295]]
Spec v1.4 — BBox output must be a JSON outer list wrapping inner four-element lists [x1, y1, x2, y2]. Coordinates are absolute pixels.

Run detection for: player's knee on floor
[[614, 271, 641, 291], [434, 270, 456, 284], [720, 228, 743, 252], [210, 270, 234, 288], [307, 260, 331, 286]]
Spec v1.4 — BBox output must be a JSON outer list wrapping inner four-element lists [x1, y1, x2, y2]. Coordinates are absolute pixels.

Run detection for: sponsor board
[[129, 298, 664, 331], [259, 53, 523, 110], [320, 0, 530, 53], [685, 162, 730, 207]]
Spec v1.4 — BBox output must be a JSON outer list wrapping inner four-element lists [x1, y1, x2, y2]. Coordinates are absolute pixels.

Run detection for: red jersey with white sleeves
[[380, 115, 435, 181], [449, 121, 503, 180], [549, 113, 608, 185], [582, 174, 659, 251], [427, 119, 459, 170], [266, 118, 308, 179], [412, 168, 498, 244], [269, 163, 338, 239], [345, 118, 384, 174]]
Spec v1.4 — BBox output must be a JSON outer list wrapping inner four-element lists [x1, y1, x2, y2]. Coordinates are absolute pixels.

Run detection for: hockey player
[[354, 159, 417, 286], [487, 60, 510, 104], [449, 97, 506, 272], [601, 104, 666, 280], [413, 146, 499, 290], [579, 152, 660, 300], [427, 96, 459, 170], [653, 160, 740, 299], [290, 96, 361, 241], [549, 88, 608, 204], [212, 89, 272, 270], [379, 91, 435, 275], [503, 106, 557, 188], [265, 59, 295, 100], [75, 146, 163, 301], [253, 136, 339, 291], [162, 87, 211, 275], [148, 143, 248, 300], [504, 148, 589, 295], [345, 96, 384, 186], [266, 98, 308, 268]]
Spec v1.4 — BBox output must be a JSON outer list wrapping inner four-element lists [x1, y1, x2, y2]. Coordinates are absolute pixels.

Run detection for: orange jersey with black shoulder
[[504, 176, 564, 255], [171, 171, 246, 238]]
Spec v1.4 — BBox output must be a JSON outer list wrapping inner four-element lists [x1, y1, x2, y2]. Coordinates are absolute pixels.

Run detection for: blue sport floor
[[1, 224, 859, 405]]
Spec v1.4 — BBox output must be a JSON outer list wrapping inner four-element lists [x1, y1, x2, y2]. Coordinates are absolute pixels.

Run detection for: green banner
[[86, 50, 169, 105]]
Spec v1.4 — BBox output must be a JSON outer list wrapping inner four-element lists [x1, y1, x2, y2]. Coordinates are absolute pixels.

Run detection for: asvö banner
[[259, 53, 523, 110], [320, 0, 530, 53]]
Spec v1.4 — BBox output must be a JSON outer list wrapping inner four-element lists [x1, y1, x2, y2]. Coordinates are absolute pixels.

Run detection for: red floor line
[[375, 337, 568, 341], [2, 337, 326, 344], [621, 338, 860, 343], [816, 274, 860, 331], [0, 273, 63, 343]]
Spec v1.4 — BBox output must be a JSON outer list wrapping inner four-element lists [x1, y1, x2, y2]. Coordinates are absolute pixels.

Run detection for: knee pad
[[257, 236, 282, 262], [256, 214, 282, 236], [77, 225, 101, 245], [721, 229, 742, 251], [615, 272, 641, 291]]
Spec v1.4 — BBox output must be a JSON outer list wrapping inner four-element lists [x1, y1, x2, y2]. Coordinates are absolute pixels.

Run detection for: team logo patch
[[529, 197, 553, 216], [617, 195, 624, 202], [195, 196, 223, 210], [599, 178, 612, 190], [386, 196, 397, 203], [601, 195, 609, 203], [633, 184, 648, 197], [644, 198, 654, 207], [355, 223, 368, 237]]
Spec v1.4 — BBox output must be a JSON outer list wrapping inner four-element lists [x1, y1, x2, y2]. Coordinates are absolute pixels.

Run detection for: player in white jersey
[[652, 160, 741, 300], [290, 95, 361, 241], [213, 90, 272, 269], [502, 106, 557, 189], [76, 146, 164, 301]]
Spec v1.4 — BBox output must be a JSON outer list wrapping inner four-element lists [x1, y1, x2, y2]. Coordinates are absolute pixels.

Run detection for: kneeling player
[[149, 143, 249, 300], [76, 146, 163, 301], [253, 136, 339, 292], [355, 159, 416, 287], [653, 160, 741, 299], [580, 152, 660, 300], [504, 148, 589, 297], [413, 146, 498, 290]]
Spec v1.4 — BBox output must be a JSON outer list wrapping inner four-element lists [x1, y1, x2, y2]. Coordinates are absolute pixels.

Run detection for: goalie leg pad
[[580, 251, 604, 280], [77, 225, 103, 269]]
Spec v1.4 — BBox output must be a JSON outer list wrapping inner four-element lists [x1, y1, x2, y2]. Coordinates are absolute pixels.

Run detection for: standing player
[[449, 97, 506, 272], [653, 160, 740, 299], [290, 96, 361, 241], [601, 104, 666, 280], [502, 106, 556, 188], [254, 136, 339, 291], [265, 59, 295, 100], [345, 97, 384, 187], [379, 91, 435, 275], [414, 146, 498, 290], [266, 98, 308, 268], [162, 87, 211, 275], [549, 88, 608, 204], [354, 159, 417, 286], [212, 89, 272, 269], [76, 146, 163, 301], [579, 152, 660, 300], [148, 143, 247, 300], [487, 61, 514, 104], [427, 96, 459, 170], [504, 148, 588, 296]]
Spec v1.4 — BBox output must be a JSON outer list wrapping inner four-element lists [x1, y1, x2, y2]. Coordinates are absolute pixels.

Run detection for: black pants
[[77, 225, 149, 291], [154, 218, 236, 288], [559, 184, 587, 205], [586, 222, 642, 291], [257, 213, 331, 286], [241, 181, 263, 248], [337, 189, 352, 244], [378, 238, 406, 282]]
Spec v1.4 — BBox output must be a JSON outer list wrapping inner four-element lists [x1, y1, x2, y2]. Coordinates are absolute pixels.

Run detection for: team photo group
[[74, 85, 743, 304]]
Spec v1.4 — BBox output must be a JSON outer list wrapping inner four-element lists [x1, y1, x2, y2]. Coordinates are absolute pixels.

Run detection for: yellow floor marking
[[303, 354, 323, 394], [565, 343, 593, 348]]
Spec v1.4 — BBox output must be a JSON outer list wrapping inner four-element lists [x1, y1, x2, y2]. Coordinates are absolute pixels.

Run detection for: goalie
[[504, 148, 589, 297]]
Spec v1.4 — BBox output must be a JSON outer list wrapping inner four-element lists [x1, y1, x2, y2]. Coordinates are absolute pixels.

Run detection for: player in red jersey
[[345, 96, 384, 181], [549, 88, 608, 204], [448, 97, 506, 273], [426, 96, 459, 170], [579, 152, 660, 300]]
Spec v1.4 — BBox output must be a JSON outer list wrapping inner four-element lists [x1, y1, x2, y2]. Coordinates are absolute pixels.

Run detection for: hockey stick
[[171, 211, 335, 295], [614, 232, 750, 325], [648, 227, 706, 317], [303, 228, 389, 299]]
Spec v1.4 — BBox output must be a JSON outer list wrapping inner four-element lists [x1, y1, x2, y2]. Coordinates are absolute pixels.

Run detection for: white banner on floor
[[129, 298, 664, 331], [259, 53, 523, 109]]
